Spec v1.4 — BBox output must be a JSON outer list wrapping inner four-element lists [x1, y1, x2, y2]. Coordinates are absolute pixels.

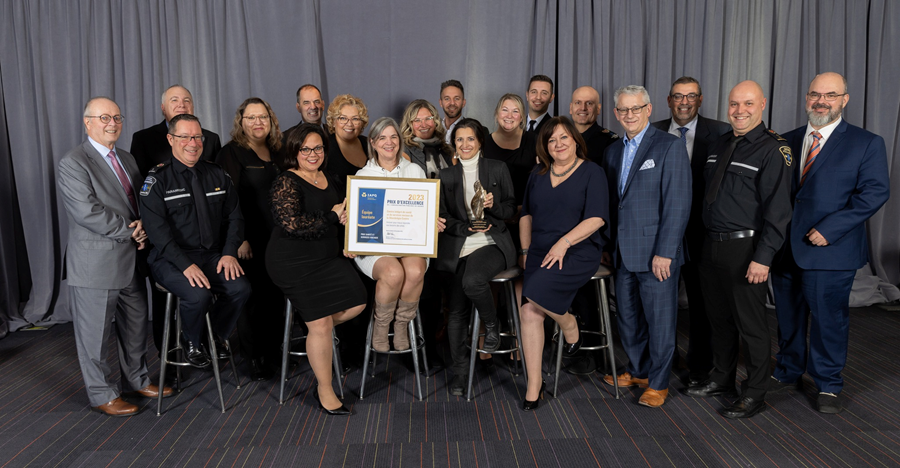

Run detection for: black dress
[[482, 131, 538, 205], [325, 134, 368, 195], [266, 171, 366, 322]]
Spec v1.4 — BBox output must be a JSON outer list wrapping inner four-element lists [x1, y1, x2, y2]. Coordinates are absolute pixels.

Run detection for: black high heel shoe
[[563, 331, 583, 358], [522, 380, 546, 411], [313, 389, 351, 416]]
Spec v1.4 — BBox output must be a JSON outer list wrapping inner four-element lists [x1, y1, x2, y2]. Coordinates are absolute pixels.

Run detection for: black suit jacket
[[526, 113, 552, 136], [436, 158, 517, 273], [651, 115, 731, 259], [130, 120, 222, 177]]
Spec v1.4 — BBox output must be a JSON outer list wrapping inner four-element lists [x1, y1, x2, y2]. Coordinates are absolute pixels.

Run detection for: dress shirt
[[88, 136, 132, 184], [526, 112, 548, 132], [618, 123, 651, 195], [800, 117, 842, 169], [444, 117, 462, 145], [667, 116, 699, 160]]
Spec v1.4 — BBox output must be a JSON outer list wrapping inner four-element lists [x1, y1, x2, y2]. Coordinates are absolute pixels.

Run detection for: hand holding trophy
[[470, 180, 490, 231]]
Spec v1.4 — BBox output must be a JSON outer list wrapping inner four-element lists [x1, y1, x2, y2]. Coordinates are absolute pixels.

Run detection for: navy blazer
[[436, 157, 517, 273], [782, 119, 889, 270], [602, 124, 692, 272]]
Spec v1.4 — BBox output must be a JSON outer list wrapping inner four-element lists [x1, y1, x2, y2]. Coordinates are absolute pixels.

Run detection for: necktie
[[800, 131, 822, 186], [528, 120, 536, 132], [187, 167, 214, 249], [107, 151, 138, 215], [705, 136, 744, 205], [678, 127, 688, 146]]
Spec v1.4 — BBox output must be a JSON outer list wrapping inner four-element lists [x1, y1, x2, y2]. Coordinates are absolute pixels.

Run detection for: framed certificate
[[345, 176, 441, 257]]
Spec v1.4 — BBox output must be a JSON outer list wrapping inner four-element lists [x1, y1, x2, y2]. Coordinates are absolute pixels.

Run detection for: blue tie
[[678, 127, 688, 146]]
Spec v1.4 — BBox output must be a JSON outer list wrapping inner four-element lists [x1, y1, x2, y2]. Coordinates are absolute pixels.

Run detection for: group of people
[[57, 71, 889, 420]]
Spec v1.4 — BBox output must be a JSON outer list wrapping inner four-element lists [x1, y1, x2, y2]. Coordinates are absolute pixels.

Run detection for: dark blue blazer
[[782, 119, 889, 270], [603, 124, 692, 272]]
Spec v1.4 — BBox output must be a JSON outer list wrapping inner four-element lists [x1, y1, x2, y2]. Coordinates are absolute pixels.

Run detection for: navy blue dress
[[521, 160, 608, 314]]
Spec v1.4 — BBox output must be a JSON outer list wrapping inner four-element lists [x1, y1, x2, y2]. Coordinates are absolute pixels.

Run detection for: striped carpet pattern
[[1, 307, 899, 467]]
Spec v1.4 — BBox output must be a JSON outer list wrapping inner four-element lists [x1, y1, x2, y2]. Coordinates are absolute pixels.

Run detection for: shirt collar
[[87, 136, 116, 158], [668, 116, 698, 133], [528, 112, 548, 128], [622, 122, 650, 147], [805, 116, 842, 140]]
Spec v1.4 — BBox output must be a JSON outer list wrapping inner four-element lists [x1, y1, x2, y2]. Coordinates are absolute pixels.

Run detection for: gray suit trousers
[[69, 271, 150, 406]]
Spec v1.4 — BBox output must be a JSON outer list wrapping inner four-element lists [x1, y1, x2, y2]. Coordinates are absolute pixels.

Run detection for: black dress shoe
[[768, 376, 801, 394], [313, 389, 351, 416], [211, 335, 231, 361], [566, 353, 598, 376], [562, 332, 583, 358], [686, 375, 710, 388], [522, 380, 545, 411], [817, 392, 843, 414], [182, 336, 211, 369], [482, 321, 500, 352], [720, 396, 767, 419], [685, 381, 737, 398], [449, 374, 467, 396]]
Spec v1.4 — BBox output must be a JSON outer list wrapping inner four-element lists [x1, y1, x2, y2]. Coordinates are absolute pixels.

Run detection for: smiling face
[[296, 87, 324, 125], [614, 93, 652, 139], [373, 124, 400, 162], [666, 82, 703, 126], [496, 99, 523, 132], [569, 86, 600, 128], [728, 81, 766, 136], [454, 127, 481, 160], [527, 80, 554, 116], [240, 103, 271, 145], [167, 119, 204, 167], [805, 72, 848, 129], [161, 86, 194, 122], [84, 98, 122, 149], [296, 132, 325, 172], [335, 104, 363, 142], [547, 124, 576, 164], [411, 107, 437, 139], [440, 85, 465, 120]]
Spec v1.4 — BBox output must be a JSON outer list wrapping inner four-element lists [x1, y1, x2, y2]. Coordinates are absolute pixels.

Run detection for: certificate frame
[[344, 176, 441, 258]]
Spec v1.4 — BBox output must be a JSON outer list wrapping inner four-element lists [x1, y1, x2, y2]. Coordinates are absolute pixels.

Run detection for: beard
[[807, 102, 842, 127]]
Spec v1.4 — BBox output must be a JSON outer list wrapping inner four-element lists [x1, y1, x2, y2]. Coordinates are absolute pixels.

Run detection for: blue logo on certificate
[[357, 189, 384, 243]]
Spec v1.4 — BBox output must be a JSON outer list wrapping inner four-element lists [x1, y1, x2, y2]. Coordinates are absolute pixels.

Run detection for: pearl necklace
[[550, 159, 578, 177]]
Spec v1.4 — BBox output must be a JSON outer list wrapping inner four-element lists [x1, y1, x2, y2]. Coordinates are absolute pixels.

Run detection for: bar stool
[[464, 266, 526, 401], [155, 283, 241, 416], [549, 265, 618, 399], [278, 299, 344, 404], [359, 308, 429, 401]]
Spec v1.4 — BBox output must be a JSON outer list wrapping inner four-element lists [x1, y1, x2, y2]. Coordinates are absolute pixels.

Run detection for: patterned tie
[[800, 131, 822, 186], [106, 151, 138, 215], [678, 127, 688, 146]]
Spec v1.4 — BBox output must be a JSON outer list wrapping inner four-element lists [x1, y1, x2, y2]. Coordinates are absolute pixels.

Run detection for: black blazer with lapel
[[130, 120, 222, 177], [651, 115, 731, 257], [436, 157, 517, 273]]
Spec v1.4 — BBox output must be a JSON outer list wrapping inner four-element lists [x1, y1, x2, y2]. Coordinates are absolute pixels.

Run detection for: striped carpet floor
[[1, 307, 899, 467]]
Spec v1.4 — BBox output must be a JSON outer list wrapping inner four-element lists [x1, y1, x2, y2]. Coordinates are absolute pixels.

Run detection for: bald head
[[569, 86, 601, 132], [727, 81, 766, 136], [806, 72, 849, 129]]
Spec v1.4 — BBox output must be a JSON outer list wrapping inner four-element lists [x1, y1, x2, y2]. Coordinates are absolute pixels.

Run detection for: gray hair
[[160, 84, 191, 106], [613, 85, 651, 106], [367, 117, 405, 163]]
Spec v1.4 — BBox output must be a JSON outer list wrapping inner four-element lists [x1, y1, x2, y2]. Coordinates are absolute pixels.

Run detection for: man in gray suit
[[58, 97, 172, 417]]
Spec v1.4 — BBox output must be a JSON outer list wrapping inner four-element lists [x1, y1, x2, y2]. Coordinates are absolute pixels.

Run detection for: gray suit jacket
[[58, 140, 142, 289]]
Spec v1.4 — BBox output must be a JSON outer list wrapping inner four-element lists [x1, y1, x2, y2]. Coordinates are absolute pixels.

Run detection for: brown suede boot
[[372, 301, 397, 352], [392, 300, 419, 351]]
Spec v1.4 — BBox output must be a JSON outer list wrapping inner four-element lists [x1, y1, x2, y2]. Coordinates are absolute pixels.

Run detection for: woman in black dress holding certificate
[[266, 124, 366, 416]]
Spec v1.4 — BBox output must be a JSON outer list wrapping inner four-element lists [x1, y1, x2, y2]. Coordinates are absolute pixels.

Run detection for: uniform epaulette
[[766, 128, 788, 142], [766, 130, 793, 166], [148, 161, 171, 174], [603, 128, 620, 139]]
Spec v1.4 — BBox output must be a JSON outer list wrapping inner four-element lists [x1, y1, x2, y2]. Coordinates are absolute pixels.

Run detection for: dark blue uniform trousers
[[615, 265, 680, 390], [150, 249, 251, 344], [772, 264, 855, 394]]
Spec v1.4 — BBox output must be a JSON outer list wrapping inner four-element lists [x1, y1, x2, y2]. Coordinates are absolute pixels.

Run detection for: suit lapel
[[451, 164, 467, 218], [622, 125, 656, 195], [83, 141, 135, 216], [804, 119, 847, 185]]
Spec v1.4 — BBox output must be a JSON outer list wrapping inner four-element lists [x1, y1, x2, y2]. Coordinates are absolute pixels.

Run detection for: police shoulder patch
[[140, 176, 156, 196], [779, 146, 792, 166]]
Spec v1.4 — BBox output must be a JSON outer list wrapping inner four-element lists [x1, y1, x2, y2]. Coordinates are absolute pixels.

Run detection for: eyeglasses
[[299, 145, 325, 156], [170, 134, 205, 143], [614, 104, 649, 116], [242, 115, 270, 122], [806, 92, 846, 102], [86, 114, 124, 124], [671, 93, 700, 102], [337, 116, 362, 125], [412, 116, 436, 125]]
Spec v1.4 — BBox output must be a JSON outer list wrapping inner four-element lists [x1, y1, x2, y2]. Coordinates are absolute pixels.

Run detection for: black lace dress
[[265, 171, 366, 322]]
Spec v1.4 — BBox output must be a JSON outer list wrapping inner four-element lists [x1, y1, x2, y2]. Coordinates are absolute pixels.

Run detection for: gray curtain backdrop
[[1, 0, 897, 332]]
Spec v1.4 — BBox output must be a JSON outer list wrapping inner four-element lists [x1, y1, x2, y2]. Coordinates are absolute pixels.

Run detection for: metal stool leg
[[206, 314, 226, 413], [358, 310, 375, 399], [414, 309, 430, 376], [552, 322, 564, 398], [409, 316, 424, 401], [279, 301, 293, 405], [506, 282, 525, 380], [596, 277, 619, 399], [156, 293, 176, 416], [466, 308, 481, 401], [331, 330, 344, 399], [225, 337, 241, 389]]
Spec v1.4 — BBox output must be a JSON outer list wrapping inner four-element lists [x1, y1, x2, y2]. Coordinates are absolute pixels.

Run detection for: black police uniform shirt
[[702, 122, 793, 267], [138, 156, 244, 272], [581, 122, 619, 166]]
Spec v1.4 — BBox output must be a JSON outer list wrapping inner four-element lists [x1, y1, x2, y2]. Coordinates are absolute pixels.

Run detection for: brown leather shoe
[[638, 388, 668, 408], [128, 384, 173, 399], [603, 372, 649, 388], [91, 397, 139, 417]]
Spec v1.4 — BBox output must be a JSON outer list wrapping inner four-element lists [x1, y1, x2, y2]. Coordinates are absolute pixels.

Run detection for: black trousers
[[682, 255, 713, 378], [445, 245, 506, 376], [699, 236, 771, 400], [235, 244, 285, 363]]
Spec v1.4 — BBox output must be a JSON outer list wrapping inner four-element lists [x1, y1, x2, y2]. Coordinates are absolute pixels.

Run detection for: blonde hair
[[326, 94, 369, 134], [399, 99, 447, 149], [494, 93, 527, 130]]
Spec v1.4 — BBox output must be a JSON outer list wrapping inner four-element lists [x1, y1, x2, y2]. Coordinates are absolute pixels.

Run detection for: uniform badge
[[140, 176, 156, 196], [779, 146, 792, 166]]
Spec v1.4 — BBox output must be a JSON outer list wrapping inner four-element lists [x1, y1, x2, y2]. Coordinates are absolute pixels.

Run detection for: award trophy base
[[470, 219, 489, 231]]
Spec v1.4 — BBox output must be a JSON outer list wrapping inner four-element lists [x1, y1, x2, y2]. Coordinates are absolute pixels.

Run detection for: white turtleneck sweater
[[458, 152, 496, 257]]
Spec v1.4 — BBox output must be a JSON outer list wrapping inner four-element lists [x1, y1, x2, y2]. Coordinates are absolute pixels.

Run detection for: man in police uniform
[[139, 114, 250, 368], [686, 81, 792, 419]]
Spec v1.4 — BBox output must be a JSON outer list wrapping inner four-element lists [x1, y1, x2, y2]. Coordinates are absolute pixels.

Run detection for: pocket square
[[639, 159, 656, 170]]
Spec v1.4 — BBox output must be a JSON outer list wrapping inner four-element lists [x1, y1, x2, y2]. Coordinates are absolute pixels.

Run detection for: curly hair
[[229, 97, 283, 152], [325, 94, 369, 135], [399, 99, 447, 149]]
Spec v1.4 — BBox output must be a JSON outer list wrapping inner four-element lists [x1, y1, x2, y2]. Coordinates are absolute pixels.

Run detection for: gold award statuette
[[470, 180, 489, 231]]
